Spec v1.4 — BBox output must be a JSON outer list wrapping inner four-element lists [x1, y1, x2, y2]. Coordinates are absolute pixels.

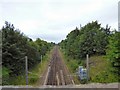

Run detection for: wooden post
[[25, 56, 28, 85], [86, 54, 89, 82], [41, 55, 42, 65]]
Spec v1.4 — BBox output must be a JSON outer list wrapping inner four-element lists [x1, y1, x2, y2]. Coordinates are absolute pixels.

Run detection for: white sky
[[0, 0, 119, 43]]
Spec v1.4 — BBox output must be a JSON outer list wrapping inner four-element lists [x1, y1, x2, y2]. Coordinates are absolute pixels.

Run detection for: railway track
[[43, 46, 74, 86]]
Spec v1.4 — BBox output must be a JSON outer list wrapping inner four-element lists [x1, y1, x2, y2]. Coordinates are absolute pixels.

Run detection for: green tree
[[60, 21, 110, 59], [2, 21, 52, 78], [107, 31, 120, 76]]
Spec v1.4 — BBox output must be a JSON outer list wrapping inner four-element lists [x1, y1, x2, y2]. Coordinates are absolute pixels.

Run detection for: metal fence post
[[86, 54, 89, 82], [25, 56, 28, 85]]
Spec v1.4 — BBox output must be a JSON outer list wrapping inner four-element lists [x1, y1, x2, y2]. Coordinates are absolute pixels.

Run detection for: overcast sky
[[0, 0, 119, 43]]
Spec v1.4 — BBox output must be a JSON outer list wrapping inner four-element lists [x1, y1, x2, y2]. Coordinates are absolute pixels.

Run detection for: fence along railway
[[43, 46, 74, 86]]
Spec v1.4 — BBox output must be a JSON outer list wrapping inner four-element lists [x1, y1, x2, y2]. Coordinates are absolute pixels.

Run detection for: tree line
[[1, 21, 54, 84], [59, 21, 120, 78]]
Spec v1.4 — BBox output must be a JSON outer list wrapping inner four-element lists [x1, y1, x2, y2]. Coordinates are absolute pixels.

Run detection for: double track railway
[[43, 46, 74, 86]]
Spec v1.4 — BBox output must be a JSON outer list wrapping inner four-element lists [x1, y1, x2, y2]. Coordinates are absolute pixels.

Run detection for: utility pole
[[86, 54, 89, 82], [25, 56, 28, 85]]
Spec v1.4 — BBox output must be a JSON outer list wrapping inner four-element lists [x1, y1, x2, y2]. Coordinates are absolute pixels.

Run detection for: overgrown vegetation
[[89, 55, 118, 83], [7, 48, 53, 85], [106, 31, 120, 81], [59, 21, 120, 83], [1, 21, 54, 85]]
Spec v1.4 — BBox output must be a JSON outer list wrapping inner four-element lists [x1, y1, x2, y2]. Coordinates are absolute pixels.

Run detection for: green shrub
[[29, 77, 38, 84], [80, 79, 87, 84]]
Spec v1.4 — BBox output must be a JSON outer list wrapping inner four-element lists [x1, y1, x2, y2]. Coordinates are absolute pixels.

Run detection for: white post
[[86, 54, 89, 82], [25, 56, 28, 85]]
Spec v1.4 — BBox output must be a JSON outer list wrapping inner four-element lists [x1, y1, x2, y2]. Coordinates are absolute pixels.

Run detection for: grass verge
[[89, 55, 119, 83], [60, 48, 118, 84]]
